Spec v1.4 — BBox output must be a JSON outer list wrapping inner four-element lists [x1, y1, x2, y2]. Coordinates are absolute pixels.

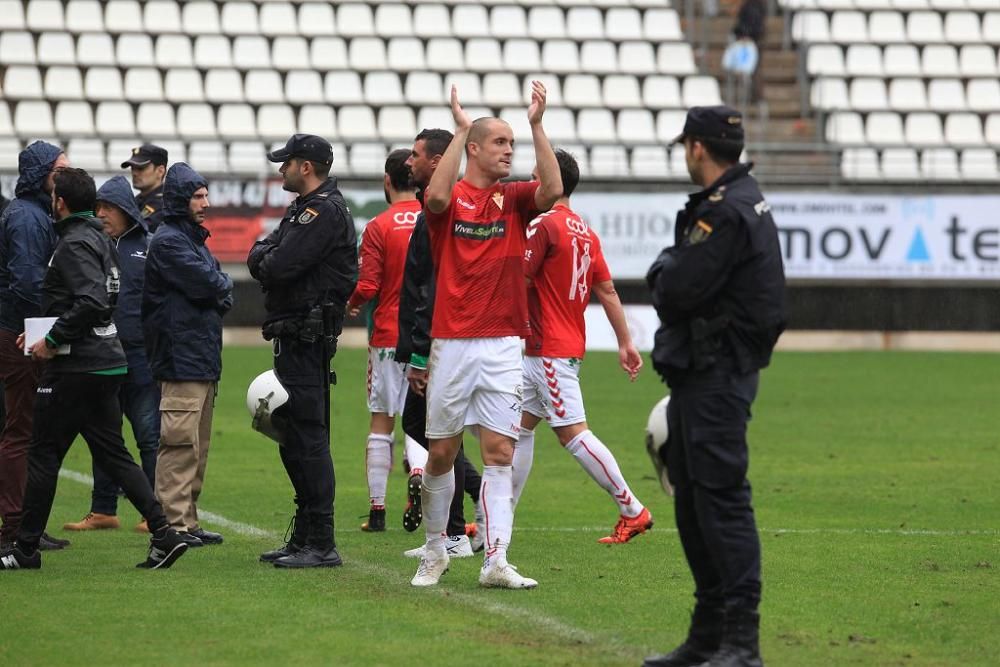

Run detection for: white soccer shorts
[[367, 346, 409, 416], [522, 356, 587, 428], [425, 337, 523, 440]]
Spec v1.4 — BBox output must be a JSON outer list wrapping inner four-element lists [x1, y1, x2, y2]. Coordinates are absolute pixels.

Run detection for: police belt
[[262, 305, 333, 343]]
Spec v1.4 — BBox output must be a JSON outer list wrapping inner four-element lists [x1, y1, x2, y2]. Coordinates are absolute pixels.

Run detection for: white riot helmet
[[246, 370, 289, 443], [645, 395, 673, 496]]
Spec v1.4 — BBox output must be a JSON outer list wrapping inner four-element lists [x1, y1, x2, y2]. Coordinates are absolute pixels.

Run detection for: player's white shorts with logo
[[522, 356, 587, 427], [426, 337, 522, 440], [367, 347, 408, 416]]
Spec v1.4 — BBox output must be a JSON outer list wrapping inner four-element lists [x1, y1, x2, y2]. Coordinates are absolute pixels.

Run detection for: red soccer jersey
[[348, 199, 422, 347], [523, 204, 611, 358], [425, 179, 539, 339]]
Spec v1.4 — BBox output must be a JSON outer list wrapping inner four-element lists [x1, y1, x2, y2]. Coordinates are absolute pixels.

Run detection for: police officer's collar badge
[[491, 192, 504, 210], [142, 204, 155, 218], [297, 207, 319, 224], [708, 185, 726, 203], [688, 219, 713, 243]]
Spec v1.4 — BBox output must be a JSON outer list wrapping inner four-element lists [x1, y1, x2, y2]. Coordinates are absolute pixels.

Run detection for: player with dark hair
[[347, 149, 421, 532]]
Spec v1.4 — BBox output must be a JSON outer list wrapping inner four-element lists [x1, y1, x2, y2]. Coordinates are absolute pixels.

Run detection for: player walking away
[[347, 149, 421, 533], [513, 150, 652, 544], [410, 83, 562, 589]]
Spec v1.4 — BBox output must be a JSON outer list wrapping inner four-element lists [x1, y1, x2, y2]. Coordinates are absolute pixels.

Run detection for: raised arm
[[527, 81, 562, 212], [424, 86, 472, 215]]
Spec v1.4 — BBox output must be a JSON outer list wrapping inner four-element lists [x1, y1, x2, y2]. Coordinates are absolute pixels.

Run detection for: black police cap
[[121, 143, 168, 169], [671, 106, 745, 146], [267, 134, 334, 165]]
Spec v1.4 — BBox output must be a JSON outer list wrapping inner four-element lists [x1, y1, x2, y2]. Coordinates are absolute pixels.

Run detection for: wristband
[[409, 353, 428, 370], [45, 334, 59, 350]]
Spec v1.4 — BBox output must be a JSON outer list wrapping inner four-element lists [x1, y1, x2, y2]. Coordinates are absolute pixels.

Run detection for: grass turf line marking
[[57, 468, 600, 648]]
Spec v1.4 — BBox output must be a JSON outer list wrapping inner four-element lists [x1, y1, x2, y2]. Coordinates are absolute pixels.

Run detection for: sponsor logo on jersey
[[456, 197, 476, 210], [453, 219, 507, 241]]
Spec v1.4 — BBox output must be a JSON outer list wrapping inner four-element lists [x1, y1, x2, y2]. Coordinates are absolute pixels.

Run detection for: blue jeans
[[91, 379, 160, 515]]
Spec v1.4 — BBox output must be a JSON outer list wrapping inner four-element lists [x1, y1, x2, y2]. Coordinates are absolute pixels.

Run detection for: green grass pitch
[[2, 347, 997, 666]]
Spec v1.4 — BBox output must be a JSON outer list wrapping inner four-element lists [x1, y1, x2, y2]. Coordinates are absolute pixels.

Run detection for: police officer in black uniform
[[121, 144, 167, 232], [643, 107, 786, 667], [247, 135, 358, 569]]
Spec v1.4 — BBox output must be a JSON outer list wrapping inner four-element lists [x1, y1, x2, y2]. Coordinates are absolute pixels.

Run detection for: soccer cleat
[[402, 473, 422, 532], [466, 522, 484, 552], [63, 512, 120, 531], [598, 507, 654, 544], [136, 529, 189, 570], [0, 546, 41, 570], [410, 550, 449, 587], [403, 535, 473, 559], [273, 544, 343, 569], [479, 558, 538, 589], [361, 506, 386, 532]]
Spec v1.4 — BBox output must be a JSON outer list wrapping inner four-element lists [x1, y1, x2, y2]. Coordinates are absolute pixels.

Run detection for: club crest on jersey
[[453, 219, 506, 241], [491, 192, 504, 210], [297, 207, 319, 224]]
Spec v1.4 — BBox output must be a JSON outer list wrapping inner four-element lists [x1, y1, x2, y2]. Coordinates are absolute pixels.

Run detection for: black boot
[[260, 512, 307, 563], [644, 605, 724, 667], [706, 610, 763, 667], [273, 512, 342, 569]]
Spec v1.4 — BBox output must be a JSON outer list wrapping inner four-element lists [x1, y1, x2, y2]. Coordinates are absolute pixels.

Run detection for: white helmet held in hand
[[646, 395, 673, 496], [246, 370, 289, 443]]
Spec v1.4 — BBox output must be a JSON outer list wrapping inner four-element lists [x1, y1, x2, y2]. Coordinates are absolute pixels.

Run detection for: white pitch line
[[57, 468, 600, 648], [513, 526, 1000, 537]]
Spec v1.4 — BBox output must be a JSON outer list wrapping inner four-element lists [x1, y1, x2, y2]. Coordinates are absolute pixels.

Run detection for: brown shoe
[[63, 512, 121, 531], [134, 520, 149, 533]]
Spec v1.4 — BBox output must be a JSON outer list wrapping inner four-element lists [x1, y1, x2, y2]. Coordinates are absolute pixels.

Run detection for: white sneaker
[[410, 551, 449, 587], [404, 535, 473, 559], [479, 558, 538, 589]]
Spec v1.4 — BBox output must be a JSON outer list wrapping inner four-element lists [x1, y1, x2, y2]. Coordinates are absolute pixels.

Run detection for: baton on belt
[[321, 303, 339, 438]]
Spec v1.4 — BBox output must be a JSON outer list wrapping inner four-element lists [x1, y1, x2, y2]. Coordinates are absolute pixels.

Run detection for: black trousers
[[401, 387, 481, 536], [272, 337, 336, 548], [665, 367, 762, 615], [18, 372, 168, 551]]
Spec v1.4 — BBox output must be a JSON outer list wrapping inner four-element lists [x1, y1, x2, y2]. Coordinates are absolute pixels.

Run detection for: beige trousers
[[155, 381, 216, 531]]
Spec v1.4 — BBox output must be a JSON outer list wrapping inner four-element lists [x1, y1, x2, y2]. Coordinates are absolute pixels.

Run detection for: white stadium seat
[[465, 38, 504, 73], [617, 109, 657, 144], [299, 3, 336, 37], [945, 11, 982, 43], [644, 9, 683, 41], [44, 66, 83, 101], [927, 79, 966, 112], [188, 141, 227, 174], [907, 11, 945, 43], [376, 4, 413, 37], [258, 104, 297, 141], [967, 79, 1000, 112], [921, 45, 959, 77], [182, 2, 221, 36], [387, 38, 427, 72], [66, 1, 103, 32], [273, 37, 310, 71], [960, 149, 999, 180], [959, 46, 998, 77], [491, 6, 527, 39], [831, 11, 868, 43], [868, 12, 906, 44], [15, 101, 55, 137], [205, 69, 245, 103], [350, 143, 387, 176], [580, 41, 618, 74], [905, 112, 944, 146], [658, 110, 687, 143], [631, 145, 669, 178], [37, 33, 76, 66], [194, 36, 232, 69], [888, 78, 927, 111], [603, 75, 643, 109], [124, 68, 163, 101], [116, 34, 155, 67], [165, 69, 205, 103], [217, 104, 256, 139], [590, 146, 629, 178], [0, 0, 26, 31], [682, 76, 722, 107], [350, 37, 387, 71], [285, 71, 325, 105], [606, 8, 643, 41], [4, 66, 43, 99], [364, 72, 403, 106], [577, 109, 616, 143], [339, 106, 378, 141], [452, 5, 489, 39], [27, 0, 64, 31], [78, 34, 115, 66], [259, 3, 298, 37], [845, 45, 882, 77], [483, 73, 523, 107], [416, 107, 454, 135], [414, 5, 451, 38], [156, 35, 193, 69], [67, 139, 106, 171], [983, 13, 1000, 43], [880, 148, 920, 180], [528, 7, 566, 39], [444, 72, 483, 105], [84, 67, 124, 101], [542, 41, 580, 74], [377, 106, 417, 142], [0, 105, 12, 136], [850, 78, 888, 111], [544, 107, 578, 143], [427, 39, 464, 71], [405, 72, 444, 106], [55, 101, 94, 137], [246, 70, 285, 104], [229, 141, 268, 175], [620, 42, 657, 75], [920, 148, 960, 180], [136, 103, 175, 137], [233, 36, 271, 69], [564, 74, 603, 108], [310, 38, 349, 71], [567, 7, 604, 41], [144, 1, 181, 33], [222, 2, 259, 35], [298, 106, 338, 139], [95, 101, 136, 138], [825, 112, 865, 144], [866, 112, 905, 145], [792, 12, 830, 43], [504, 39, 542, 73], [643, 75, 682, 109], [808, 45, 846, 76], [987, 114, 1000, 146], [945, 113, 985, 146], [105, 1, 143, 33], [840, 148, 880, 180], [883, 45, 921, 76], [0, 32, 36, 65], [177, 103, 217, 139]]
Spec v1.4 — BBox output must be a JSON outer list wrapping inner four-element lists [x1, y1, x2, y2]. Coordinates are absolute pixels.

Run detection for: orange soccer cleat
[[598, 507, 653, 544]]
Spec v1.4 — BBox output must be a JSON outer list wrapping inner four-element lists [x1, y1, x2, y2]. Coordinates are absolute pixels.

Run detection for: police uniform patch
[[688, 219, 713, 244], [142, 204, 155, 218], [297, 207, 319, 224]]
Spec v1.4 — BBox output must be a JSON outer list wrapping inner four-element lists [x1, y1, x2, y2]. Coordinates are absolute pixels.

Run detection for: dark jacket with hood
[[143, 163, 232, 382], [0, 141, 63, 333], [42, 211, 128, 374], [394, 211, 435, 366], [97, 175, 154, 385], [136, 184, 164, 232]]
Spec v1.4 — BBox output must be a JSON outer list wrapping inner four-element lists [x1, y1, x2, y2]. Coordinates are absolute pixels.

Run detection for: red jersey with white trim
[[523, 204, 611, 358], [425, 179, 539, 339], [347, 199, 422, 347]]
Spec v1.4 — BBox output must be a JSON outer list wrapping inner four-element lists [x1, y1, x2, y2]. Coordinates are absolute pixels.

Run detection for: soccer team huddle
[[350, 83, 653, 589]]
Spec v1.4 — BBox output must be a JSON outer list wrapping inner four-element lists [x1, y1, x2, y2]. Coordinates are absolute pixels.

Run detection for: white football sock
[[511, 430, 535, 508], [404, 434, 428, 475], [565, 430, 644, 518], [480, 466, 514, 564], [366, 433, 393, 506], [422, 469, 454, 555]]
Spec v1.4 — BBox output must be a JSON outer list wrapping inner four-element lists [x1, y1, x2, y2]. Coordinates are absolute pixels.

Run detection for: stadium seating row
[[0, 136, 693, 180], [0, 1, 680, 41], [0, 32, 696, 75], [810, 77, 1000, 111], [0, 100, 697, 146], [0, 66, 717, 110], [825, 110, 1000, 146], [782, 0, 996, 10], [841, 146, 999, 180], [806, 43, 999, 77], [792, 10, 1000, 44]]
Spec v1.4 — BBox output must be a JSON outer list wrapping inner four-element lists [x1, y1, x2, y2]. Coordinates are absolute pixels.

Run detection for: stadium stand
[[0, 0, 996, 182]]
